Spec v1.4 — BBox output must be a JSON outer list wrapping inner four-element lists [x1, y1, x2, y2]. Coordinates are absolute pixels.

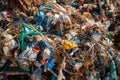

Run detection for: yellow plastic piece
[[62, 40, 77, 50]]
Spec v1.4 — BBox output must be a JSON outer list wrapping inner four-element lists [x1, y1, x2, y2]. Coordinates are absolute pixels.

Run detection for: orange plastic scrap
[[62, 40, 77, 50]]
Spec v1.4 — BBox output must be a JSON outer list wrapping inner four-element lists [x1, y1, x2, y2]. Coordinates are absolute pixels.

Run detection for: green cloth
[[51, 76, 57, 80], [107, 33, 112, 40], [107, 11, 112, 15], [109, 52, 117, 80], [18, 23, 40, 52]]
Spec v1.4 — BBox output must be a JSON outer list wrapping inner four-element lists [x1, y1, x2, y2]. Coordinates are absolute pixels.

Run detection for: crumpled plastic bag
[[62, 40, 77, 50], [31, 67, 42, 80]]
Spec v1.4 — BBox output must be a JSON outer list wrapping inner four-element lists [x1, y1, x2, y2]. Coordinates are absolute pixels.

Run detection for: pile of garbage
[[0, 0, 120, 80]]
